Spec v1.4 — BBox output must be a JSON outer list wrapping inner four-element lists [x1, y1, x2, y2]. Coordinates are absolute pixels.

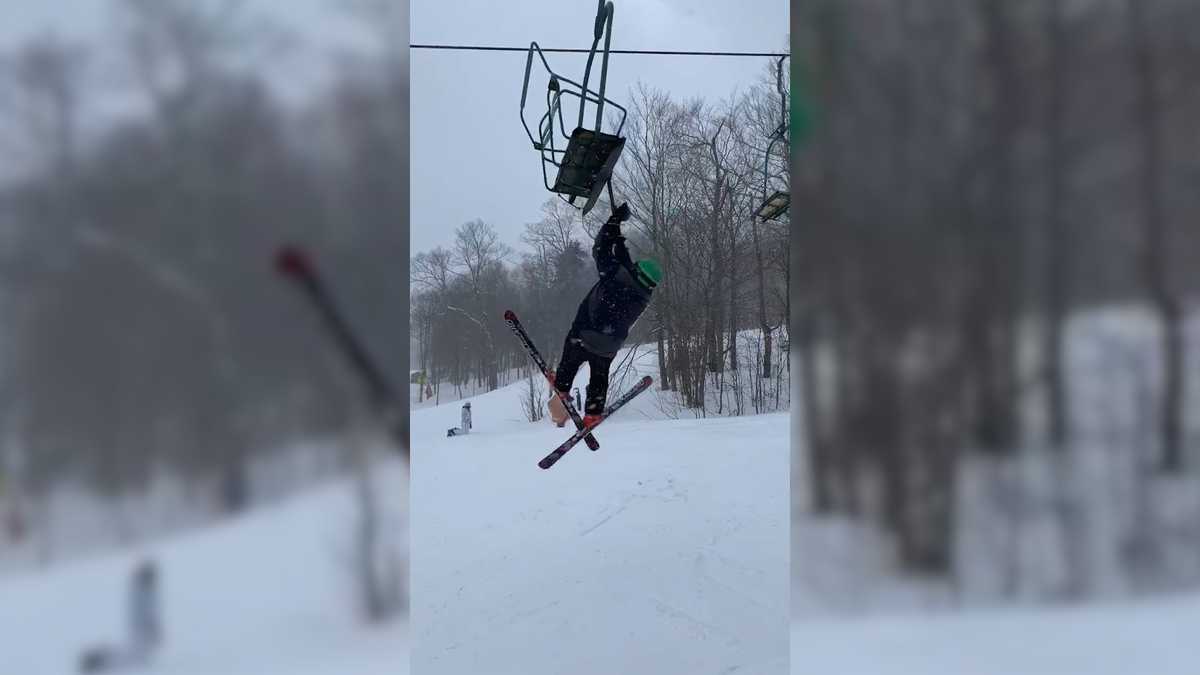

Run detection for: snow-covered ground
[[791, 512, 1200, 674], [1, 438, 354, 575], [791, 591, 1200, 675], [790, 304, 1200, 674], [0, 455, 409, 675], [410, 350, 790, 674]]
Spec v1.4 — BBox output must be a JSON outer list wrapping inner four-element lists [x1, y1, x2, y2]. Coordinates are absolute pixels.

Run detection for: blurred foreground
[[0, 447, 407, 675]]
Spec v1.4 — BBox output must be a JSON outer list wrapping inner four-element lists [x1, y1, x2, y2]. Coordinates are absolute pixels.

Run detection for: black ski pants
[[554, 334, 612, 415]]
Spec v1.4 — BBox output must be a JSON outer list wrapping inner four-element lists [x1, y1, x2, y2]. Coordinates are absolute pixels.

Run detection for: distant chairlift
[[755, 55, 791, 222], [520, 0, 628, 216]]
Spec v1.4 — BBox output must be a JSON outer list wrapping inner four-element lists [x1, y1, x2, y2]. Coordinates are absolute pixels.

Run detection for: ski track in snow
[[410, 365, 790, 675]]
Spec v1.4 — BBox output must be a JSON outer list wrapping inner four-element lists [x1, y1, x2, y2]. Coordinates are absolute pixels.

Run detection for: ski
[[276, 246, 407, 458], [538, 375, 652, 469], [502, 310, 600, 451]]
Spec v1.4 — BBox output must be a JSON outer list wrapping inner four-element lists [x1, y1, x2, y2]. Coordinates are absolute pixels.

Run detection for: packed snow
[[791, 593, 1200, 675], [410, 351, 790, 675], [0, 455, 409, 675]]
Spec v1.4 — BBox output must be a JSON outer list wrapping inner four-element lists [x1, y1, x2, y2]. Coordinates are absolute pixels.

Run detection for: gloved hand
[[599, 203, 631, 242], [609, 202, 631, 224]]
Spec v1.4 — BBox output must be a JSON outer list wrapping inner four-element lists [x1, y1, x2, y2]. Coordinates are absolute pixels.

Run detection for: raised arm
[[592, 203, 631, 278], [592, 222, 620, 277]]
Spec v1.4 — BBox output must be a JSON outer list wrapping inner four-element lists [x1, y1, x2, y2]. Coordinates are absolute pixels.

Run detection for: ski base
[[503, 309, 600, 450], [538, 375, 653, 469]]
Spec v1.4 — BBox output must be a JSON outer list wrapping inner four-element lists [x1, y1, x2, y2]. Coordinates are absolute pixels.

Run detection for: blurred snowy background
[[791, 1, 1200, 672], [0, 2, 408, 673]]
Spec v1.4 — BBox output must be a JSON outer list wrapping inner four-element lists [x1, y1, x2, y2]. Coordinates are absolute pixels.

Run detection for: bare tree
[[522, 198, 584, 260], [450, 220, 511, 391], [0, 34, 87, 178], [347, 423, 404, 623], [1126, 0, 1185, 474], [520, 365, 547, 423]]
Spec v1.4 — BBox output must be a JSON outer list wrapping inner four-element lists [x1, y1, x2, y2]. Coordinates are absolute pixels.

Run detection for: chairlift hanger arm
[[579, 1, 610, 130], [521, 41, 629, 151], [592, 1, 615, 131], [775, 55, 789, 143], [516, 1, 632, 216]]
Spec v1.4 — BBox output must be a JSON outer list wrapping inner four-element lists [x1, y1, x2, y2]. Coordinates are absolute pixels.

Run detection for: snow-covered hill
[[410, 357, 790, 674], [0, 458, 409, 675]]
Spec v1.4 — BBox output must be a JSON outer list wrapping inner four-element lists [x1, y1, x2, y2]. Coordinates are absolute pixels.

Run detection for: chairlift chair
[[757, 55, 791, 222], [520, 0, 628, 216]]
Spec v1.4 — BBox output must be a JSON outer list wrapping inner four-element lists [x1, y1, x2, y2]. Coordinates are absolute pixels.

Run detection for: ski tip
[[275, 245, 313, 280], [539, 450, 566, 469], [503, 309, 517, 321], [641, 376, 653, 385]]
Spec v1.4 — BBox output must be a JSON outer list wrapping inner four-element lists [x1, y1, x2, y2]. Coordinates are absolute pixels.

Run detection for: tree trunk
[[1127, 0, 1183, 473], [969, 0, 1022, 455], [834, 328, 860, 516], [728, 242, 739, 372], [1044, 0, 1070, 452], [751, 218, 772, 379], [656, 328, 670, 390], [799, 313, 833, 512]]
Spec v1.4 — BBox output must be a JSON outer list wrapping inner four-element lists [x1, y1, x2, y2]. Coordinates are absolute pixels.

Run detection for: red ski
[[538, 375, 652, 469]]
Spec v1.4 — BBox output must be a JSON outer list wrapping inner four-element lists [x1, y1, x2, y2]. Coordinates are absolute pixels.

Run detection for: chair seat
[[551, 127, 626, 214]]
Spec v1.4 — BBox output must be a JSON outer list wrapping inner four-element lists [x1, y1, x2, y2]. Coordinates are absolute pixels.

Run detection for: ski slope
[[0, 458, 409, 675], [791, 592, 1200, 674], [410, 363, 790, 675]]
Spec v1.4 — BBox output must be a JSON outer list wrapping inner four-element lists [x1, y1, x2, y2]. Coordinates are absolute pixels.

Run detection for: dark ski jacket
[[569, 220, 653, 358]]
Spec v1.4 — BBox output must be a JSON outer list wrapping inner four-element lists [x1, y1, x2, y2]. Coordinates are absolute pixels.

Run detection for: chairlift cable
[[412, 44, 787, 58]]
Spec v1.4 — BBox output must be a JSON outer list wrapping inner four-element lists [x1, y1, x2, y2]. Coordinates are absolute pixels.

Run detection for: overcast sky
[[0, 0, 389, 181], [411, 0, 788, 255], [2, 0, 381, 89], [2, 0, 785, 255]]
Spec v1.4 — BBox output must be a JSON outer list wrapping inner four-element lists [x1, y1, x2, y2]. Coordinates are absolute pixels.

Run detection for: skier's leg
[[553, 335, 587, 395], [550, 335, 587, 425], [583, 353, 613, 416]]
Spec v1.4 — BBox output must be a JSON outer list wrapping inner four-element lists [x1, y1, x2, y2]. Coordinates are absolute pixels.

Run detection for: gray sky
[[411, 0, 788, 255], [0, 1, 377, 90], [0, 0, 388, 180]]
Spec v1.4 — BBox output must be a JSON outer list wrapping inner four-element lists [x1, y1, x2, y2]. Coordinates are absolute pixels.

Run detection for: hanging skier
[[548, 203, 662, 428]]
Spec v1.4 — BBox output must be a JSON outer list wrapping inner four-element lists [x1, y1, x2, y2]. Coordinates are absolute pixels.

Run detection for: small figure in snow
[[127, 558, 162, 663], [77, 558, 162, 673], [447, 402, 472, 437], [548, 203, 661, 428]]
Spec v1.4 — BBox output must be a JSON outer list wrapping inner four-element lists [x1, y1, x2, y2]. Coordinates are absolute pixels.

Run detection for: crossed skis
[[275, 249, 646, 470], [503, 310, 652, 469]]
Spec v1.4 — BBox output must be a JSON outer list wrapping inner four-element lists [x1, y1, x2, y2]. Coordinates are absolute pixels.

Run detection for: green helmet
[[634, 258, 662, 290]]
